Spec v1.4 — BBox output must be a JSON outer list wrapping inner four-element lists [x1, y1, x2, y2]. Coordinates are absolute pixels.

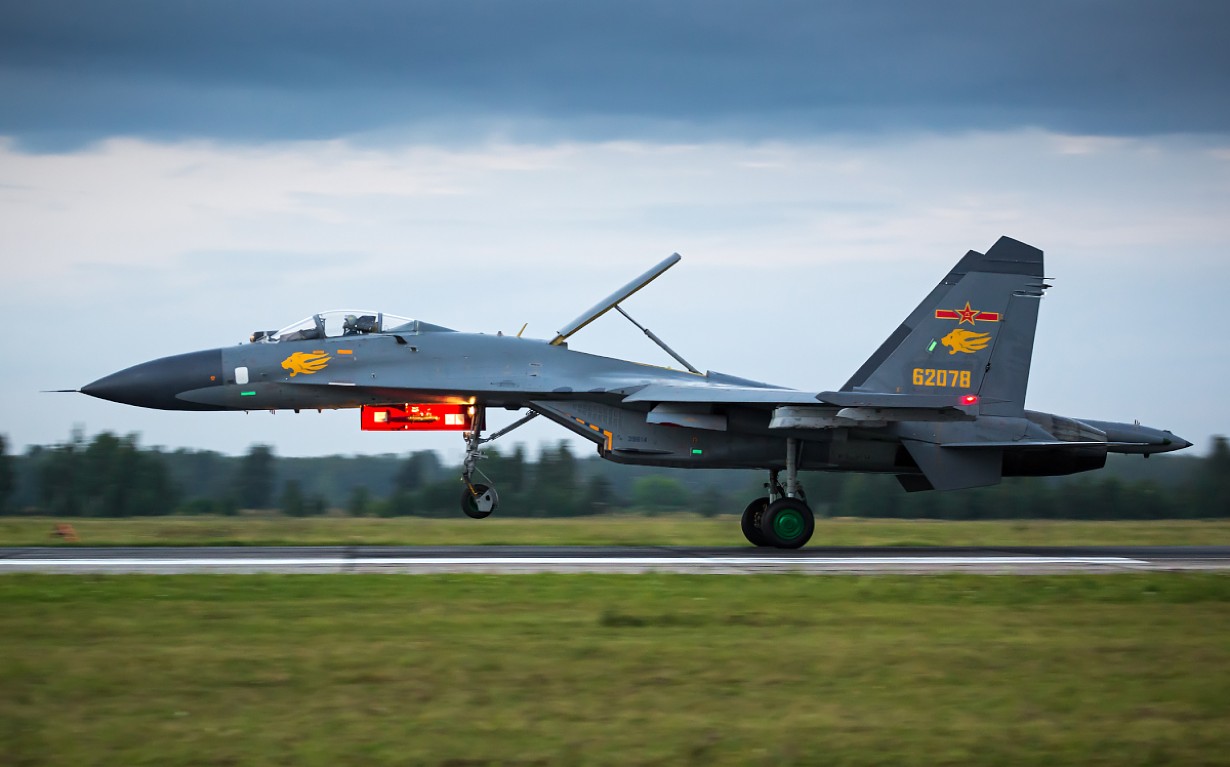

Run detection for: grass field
[[2, 573, 1229, 766], [3, 515, 1230, 547]]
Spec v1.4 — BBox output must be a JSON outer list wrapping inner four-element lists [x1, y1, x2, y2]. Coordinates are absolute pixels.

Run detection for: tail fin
[[841, 236, 1046, 417]]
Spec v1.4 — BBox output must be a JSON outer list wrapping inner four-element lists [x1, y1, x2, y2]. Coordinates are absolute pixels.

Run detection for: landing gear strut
[[740, 438, 815, 549], [459, 409, 538, 519]]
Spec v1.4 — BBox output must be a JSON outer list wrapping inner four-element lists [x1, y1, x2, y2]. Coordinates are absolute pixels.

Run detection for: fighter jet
[[79, 237, 1190, 548]]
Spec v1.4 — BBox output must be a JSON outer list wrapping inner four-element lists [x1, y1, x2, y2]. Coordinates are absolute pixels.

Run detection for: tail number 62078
[[912, 368, 971, 388]]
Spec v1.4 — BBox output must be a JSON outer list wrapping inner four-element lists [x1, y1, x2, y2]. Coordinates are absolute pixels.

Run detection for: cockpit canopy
[[250, 310, 450, 343]]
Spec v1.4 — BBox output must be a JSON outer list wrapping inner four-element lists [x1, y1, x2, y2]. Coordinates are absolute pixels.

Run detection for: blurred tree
[[800, 471, 844, 517], [177, 496, 238, 516], [506, 444, 528, 494], [395, 451, 442, 494], [693, 486, 726, 518], [347, 486, 371, 516], [381, 491, 414, 517], [281, 480, 305, 517], [37, 431, 85, 516], [839, 474, 883, 517], [0, 434, 12, 514], [898, 481, 941, 518], [237, 444, 276, 509], [305, 493, 328, 517], [36, 432, 177, 516], [581, 474, 616, 516], [631, 475, 689, 511], [419, 478, 461, 518], [477, 447, 528, 511], [1193, 436, 1230, 518], [166, 448, 234, 507], [530, 441, 581, 516]]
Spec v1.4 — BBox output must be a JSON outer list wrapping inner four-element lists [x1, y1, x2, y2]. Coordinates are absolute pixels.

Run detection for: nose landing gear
[[457, 409, 539, 519]]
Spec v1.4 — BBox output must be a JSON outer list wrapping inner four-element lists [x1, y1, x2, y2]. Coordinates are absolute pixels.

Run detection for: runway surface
[[2, 545, 1229, 574]]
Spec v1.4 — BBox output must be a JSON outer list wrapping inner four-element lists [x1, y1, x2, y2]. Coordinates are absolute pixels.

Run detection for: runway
[[2, 545, 1228, 574]]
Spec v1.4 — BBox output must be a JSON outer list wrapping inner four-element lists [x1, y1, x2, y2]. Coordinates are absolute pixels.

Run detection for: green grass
[[2, 515, 1229, 547], [2, 573, 1229, 766]]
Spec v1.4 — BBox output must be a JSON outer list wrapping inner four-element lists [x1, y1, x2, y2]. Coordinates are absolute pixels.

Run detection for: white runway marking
[[0, 555, 1151, 574]]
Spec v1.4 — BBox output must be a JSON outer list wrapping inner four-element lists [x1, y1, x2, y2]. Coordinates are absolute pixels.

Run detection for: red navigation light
[[959, 394, 979, 406]]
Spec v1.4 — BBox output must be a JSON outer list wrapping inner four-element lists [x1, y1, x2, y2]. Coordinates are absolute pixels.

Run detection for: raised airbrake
[[79, 237, 1190, 548]]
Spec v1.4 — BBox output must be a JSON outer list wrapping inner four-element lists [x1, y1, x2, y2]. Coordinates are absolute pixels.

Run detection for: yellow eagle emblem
[[941, 329, 992, 355], [282, 351, 331, 376]]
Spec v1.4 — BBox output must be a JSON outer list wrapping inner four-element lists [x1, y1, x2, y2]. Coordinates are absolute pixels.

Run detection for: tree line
[[1, 430, 1227, 520]]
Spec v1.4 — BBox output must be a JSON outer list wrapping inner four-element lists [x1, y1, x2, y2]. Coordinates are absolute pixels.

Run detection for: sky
[[1, 1, 1228, 460]]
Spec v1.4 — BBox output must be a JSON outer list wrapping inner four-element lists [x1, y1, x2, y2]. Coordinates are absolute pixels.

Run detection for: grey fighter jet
[[80, 237, 1190, 548]]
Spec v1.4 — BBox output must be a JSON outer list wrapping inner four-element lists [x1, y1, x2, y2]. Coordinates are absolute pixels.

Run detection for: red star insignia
[[956, 301, 978, 324]]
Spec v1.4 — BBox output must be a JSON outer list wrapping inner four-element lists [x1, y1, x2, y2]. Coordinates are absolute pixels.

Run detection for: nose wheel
[[458, 409, 538, 519], [461, 482, 499, 519]]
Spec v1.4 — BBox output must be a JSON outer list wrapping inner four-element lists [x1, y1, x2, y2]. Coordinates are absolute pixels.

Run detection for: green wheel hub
[[760, 499, 814, 549], [773, 508, 806, 540]]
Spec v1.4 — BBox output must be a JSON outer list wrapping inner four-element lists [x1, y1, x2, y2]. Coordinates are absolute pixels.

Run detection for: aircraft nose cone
[[82, 350, 225, 410], [1160, 431, 1194, 452]]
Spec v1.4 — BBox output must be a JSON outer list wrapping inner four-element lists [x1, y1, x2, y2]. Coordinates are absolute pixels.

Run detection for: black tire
[[461, 483, 498, 519], [760, 498, 815, 549], [741, 497, 770, 547]]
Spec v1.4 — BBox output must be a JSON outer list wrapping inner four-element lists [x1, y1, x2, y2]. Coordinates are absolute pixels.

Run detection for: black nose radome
[[82, 350, 225, 411]]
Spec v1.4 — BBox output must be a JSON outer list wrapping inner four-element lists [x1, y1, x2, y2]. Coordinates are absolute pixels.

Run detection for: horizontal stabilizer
[[941, 440, 1107, 449], [769, 405, 972, 430], [817, 391, 977, 409]]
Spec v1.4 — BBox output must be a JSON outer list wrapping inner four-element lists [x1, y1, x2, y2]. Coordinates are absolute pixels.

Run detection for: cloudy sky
[[1, 1, 1227, 460]]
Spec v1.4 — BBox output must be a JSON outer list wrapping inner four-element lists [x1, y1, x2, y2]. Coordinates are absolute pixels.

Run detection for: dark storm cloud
[[2, 0, 1227, 148]]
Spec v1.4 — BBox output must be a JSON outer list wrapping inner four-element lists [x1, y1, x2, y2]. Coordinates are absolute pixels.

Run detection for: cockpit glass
[[255, 311, 417, 343]]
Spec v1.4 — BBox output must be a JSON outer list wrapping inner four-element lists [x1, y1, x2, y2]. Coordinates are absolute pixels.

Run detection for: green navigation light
[[240, 391, 256, 397], [691, 449, 703, 455], [927, 340, 937, 352]]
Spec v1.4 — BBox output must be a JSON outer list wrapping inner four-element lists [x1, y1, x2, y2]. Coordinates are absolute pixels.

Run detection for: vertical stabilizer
[[842, 237, 1045, 417]]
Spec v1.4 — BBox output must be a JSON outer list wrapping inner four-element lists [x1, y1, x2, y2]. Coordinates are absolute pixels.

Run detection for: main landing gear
[[459, 410, 538, 519], [741, 438, 815, 549]]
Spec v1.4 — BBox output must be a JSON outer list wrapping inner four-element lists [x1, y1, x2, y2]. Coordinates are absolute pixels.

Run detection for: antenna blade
[[549, 253, 681, 345]]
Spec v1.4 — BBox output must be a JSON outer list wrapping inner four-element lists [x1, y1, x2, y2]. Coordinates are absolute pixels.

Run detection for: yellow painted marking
[[913, 368, 972, 388], [940, 329, 991, 355], [337, 349, 353, 355], [281, 351, 331, 377]]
